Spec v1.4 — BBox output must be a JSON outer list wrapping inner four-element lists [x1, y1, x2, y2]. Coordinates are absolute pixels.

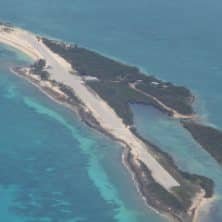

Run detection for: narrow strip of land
[[129, 82, 194, 119], [0, 25, 179, 190]]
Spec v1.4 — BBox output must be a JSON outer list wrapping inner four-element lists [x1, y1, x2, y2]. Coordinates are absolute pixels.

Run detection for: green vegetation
[[42, 38, 140, 80], [42, 38, 194, 125], [0, 22, 14, 32], [127, 152, 185, 218], [131, 127, 214, 210], [136, 81, 193, 114], [31, 59, 50, 80], [87, 81, 158, 125], [42, 38, 215, 214], [32, 59, 46, 70], [58, 82, 82, 105], [128, 151, 213, 222], [151, 183, 183, 210], [180, 172, 214, 198], [182, 121, 222, 164], [146, 177, 185, 211]]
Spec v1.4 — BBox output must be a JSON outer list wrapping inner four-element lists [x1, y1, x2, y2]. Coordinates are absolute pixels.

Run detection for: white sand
[[193, 195, 216, 222], [129, 82, 194, 119], [0, 25, 180, 191], [188, 189, 205, 217]]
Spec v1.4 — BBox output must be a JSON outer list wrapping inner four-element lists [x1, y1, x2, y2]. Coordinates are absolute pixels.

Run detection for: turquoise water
[[1, 0, 222, 127], [131, 105, 222, 221], [0, 0, 222, 221], [0, 45, 164, 221]]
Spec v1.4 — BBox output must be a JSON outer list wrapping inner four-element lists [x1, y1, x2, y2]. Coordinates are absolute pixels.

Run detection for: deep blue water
[[0, 0, 222, 221]]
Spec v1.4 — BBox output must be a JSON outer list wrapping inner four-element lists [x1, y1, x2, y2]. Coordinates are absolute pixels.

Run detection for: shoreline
[[182, 120, 222, 165], [0, 24, 214, 222], [121, 149, 178, 222], [11, 66, 179, 222], [11, 66, 209, 222], [129, 82, 195, 120], [0, 23, 180, 191], [193, 196, 215, 222], [42, 37, 195, 124]]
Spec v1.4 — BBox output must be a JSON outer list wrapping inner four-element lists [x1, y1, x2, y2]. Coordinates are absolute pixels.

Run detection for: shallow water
[[1, 0, 222, 127], [131, 104, 222, 221], [0, 45, 164, 221], [0, 0, 222, 221]]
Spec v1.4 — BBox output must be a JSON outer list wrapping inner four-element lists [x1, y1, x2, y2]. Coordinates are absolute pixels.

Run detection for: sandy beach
[[193, 195, 216, 222], [0, 24, 213, 222], [0, 24, 180, 191], [129, 82, 194, 120]]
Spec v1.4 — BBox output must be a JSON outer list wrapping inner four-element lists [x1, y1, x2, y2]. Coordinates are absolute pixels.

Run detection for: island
[[182, 120, 222, 164], [42, 38, 194, 125], [0, 23, 215, 222]]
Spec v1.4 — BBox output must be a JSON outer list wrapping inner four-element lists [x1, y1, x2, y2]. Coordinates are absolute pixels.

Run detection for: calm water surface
[[0, 45, 164, 222], [0, 0, 222, 221]]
